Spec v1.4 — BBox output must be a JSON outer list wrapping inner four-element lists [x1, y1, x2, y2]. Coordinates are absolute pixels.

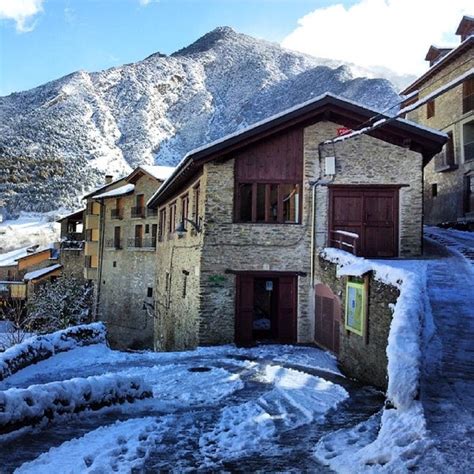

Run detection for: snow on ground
[[16, 417, 170, 474], [0, 212, 60, 253], [200, 365, 348, 467]]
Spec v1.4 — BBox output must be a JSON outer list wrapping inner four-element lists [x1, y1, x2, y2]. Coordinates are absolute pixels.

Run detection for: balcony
[[111, 209, 123, 220], [127, 237, 157, 249], [131, 206, 145, 218], [106, 238, 123, 250], [434, 152, 457, 172], [147, 208, 158, 218]]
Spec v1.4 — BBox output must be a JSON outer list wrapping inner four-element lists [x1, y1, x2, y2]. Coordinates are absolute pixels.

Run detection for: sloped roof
[[401, 35, 473, 95], [148, 93, 447, 208], [136, 165, 176, 181], [82, 176, 127, 200], [0, 244, 54, 268], [93, 184, 135, 199], [56, 208, 85, 223], [23, 263, 62, 282]]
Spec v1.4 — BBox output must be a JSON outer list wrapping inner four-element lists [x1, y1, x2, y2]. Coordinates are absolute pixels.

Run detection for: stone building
[[89, 165, 174, 349], [147, 93, 446, 352], [400, 16, 474, 226], [57, 209, 85, 280]]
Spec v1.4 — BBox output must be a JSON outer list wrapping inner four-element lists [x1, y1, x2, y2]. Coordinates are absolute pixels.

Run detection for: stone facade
[[403, 38, 474, 224], [154, 119, 425, 351], [97, 172, 163, 350], [316, 256, 399, 389]]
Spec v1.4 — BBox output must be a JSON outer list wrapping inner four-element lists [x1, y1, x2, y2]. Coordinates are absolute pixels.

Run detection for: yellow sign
[[345, 280, 366, 336]]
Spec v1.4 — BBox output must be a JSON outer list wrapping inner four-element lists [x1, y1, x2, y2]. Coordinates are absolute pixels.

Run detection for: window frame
[[234, 180, 302, 225], [168, 201, 177, 234], [426, 100, 435, 119]]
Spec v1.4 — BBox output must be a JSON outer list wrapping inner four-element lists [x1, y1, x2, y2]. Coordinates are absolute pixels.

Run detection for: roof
[[147, 93, 448, 208], [132, 165, 176, 182], [424, 45, 452, 62], [0, 244, 54, 268], [82, 176, 127, 200], [456, 15, 474, 36], [56, 208, 85, 223], [401, 35, 473, 95], [93, 183, 135, 199], [23, 264, 62, 282]]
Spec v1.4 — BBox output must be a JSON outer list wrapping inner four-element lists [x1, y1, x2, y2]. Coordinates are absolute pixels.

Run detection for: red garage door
[[329, 186, 399, 258]]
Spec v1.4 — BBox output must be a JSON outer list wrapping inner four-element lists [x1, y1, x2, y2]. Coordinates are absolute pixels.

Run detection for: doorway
[[235, 273, 297, 346]]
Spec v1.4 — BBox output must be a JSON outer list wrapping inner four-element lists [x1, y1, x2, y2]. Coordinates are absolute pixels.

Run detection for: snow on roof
[[23, 264, 62, 282], [0, 243, 54, 268], [93, 184, 135, 199], [139, 165, 176, 181], [148, 92, 448, 207], [401, 35, 473, 94], [57, 208, 85, 222], [82, 176, 127, 200]]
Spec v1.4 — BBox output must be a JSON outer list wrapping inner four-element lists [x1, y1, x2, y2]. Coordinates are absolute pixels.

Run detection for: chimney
[[455, 16, 474, 42], [105, 174, 113, 184]]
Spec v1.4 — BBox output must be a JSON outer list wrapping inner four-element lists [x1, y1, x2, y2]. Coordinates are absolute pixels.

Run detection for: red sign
[[337, 127, 352, 137]]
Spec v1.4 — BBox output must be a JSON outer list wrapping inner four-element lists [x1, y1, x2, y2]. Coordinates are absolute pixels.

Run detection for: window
[[114, 226, 121, 249], [147, 287, 153, 298], [145, 224, 150, 234], [159, 209, 166, 240], [463, 120, 474, 162], [134, 225, 143, 247], [432, 183, 438, 197], [193, 184, 200, 220], [132, 195, 145, 218], [427, 100, 435, 119], [113, 261, 117, 268], [463, 78, 474, 114], [181, 194, 189, 228], [236, 182, 301, 224], [182, 270, 189, 298], [168, 202, 177, 233]]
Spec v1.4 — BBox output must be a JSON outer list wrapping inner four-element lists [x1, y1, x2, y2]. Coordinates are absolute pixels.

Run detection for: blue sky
[[0, 0, 470, 96]]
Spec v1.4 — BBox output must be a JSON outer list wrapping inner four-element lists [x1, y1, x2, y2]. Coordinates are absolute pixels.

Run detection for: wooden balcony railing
[[329, 230, 359, 256]]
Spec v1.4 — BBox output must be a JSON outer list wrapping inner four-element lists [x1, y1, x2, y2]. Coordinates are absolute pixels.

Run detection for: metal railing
[[106, 238, 123, 249], [329, 230, 359, 256], [127, 237, 157, 249], [147, 208, 158, 218], [111, 208, 123, 219], [131, 206, 145, 218]]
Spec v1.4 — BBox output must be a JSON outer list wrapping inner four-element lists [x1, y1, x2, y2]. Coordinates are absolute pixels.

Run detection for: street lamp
[[175, 218, 202, 238]]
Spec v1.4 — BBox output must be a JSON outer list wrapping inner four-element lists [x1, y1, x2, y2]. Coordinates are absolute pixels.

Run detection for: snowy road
[[416, 229, 474, 472], [0, 344, 383, 472]]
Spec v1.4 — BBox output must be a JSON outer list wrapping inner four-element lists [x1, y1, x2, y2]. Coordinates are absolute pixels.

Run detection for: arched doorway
[[314, 284, 341, 354]]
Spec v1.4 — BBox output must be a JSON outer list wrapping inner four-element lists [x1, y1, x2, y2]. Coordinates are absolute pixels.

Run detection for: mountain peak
[[172, 26, 239, 56]]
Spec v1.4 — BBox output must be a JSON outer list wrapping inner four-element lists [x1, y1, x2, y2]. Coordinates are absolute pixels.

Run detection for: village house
[[400, 16, 474, 226], [147, 93, 446, 373], [0, 244, 62, 308], [86, 165, 174, 349], [56, 208, 85, 280]]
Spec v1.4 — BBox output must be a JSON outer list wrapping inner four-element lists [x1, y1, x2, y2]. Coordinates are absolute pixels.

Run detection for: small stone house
[[147, 93, 446, 352], [89, 165, 174, 349], [401, 16, 474, 226]]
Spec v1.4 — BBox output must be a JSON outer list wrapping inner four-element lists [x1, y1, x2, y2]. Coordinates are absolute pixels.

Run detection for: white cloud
[[282, 0, 472, 75], [0, 0, 44, 32]]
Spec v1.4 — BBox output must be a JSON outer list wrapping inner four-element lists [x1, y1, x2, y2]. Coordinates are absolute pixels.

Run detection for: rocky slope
[[0, 27, 400, 216]]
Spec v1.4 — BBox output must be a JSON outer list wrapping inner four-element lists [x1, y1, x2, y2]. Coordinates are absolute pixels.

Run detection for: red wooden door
[[277, 276, 297, 344], [329, 186, 399, 257], [235, 275, 254, 346], [314, 284, 341, 354]]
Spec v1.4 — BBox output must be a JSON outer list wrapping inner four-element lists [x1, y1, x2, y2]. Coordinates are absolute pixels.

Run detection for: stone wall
[[316, 256, 399, 389], [154, 174, 205, 351], [98, 174, 161, 350], [59, 249, 84, 280], [405, 47, 474, 224]]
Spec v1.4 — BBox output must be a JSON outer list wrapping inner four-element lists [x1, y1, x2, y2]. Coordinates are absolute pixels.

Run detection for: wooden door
[[135, 225, 143, 247], [314, 284, 341, 354], [277, 276, 297, 344], [235, 275, 254, 346], [329, 186, 399, 257]]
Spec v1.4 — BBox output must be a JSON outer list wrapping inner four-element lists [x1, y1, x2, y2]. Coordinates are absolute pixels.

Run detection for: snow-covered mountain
[[0, 27, 401, 216]]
